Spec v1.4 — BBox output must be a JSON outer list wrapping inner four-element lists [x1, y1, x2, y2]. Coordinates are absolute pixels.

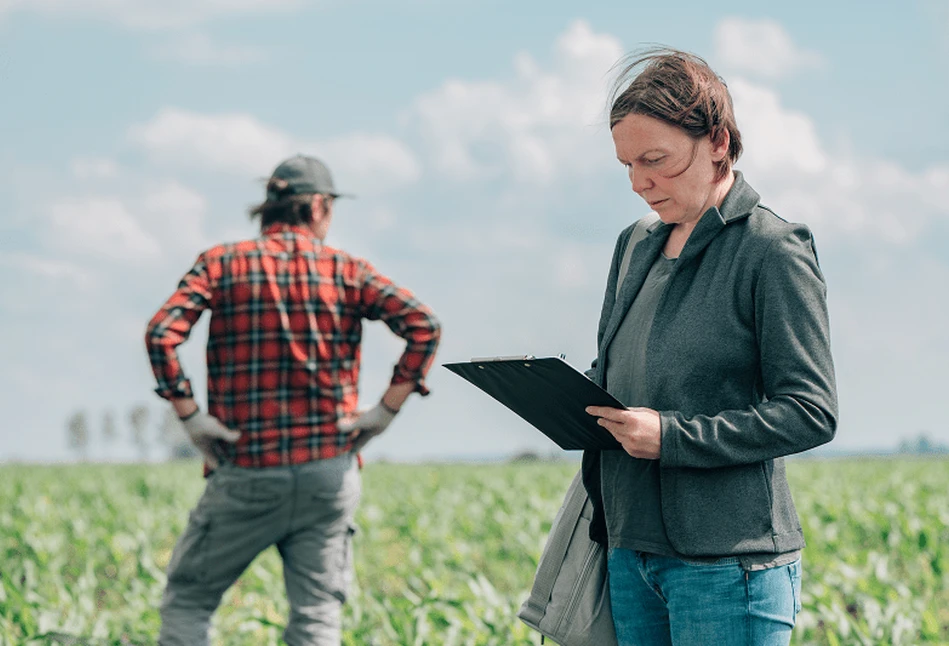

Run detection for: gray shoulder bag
[[517, 214, 657, 645]]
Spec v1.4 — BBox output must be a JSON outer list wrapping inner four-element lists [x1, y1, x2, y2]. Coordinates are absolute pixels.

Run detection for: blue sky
[[1, 0, 947, 462]]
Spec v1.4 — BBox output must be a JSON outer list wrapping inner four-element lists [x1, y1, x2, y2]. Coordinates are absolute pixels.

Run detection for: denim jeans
[[159, 454, 361, 646], [607, 548, 802, 646]]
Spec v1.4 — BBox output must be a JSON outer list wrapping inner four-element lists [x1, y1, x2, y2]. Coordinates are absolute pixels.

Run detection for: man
[[145, 154, 441, 645]]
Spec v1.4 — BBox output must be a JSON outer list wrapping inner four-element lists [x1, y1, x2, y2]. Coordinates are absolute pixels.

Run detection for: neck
[[711, 170, 736, 211], [664, 170, 735, 258]]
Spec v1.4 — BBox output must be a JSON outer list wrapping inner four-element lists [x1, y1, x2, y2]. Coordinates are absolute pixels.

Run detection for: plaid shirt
[[145, 224, 441, 467]]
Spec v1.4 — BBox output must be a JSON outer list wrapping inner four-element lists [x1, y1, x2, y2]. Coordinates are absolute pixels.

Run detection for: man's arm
[[337, 262, 441, 452], [144, 253, 214, 401], [145, 254, 239, 467], [356, 260, 442, 397]]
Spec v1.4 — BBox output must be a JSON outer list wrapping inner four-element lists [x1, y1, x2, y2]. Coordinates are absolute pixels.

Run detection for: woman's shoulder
[[740, 203, 815, 244]]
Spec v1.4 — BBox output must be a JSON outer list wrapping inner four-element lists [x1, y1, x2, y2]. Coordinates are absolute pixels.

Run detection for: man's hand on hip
[[181, 411, 241, 469], [338, 402, 398, 453]]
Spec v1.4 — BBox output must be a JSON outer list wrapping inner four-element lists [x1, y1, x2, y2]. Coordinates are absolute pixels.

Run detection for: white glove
[[338, 402, 398, 453], [181, 411, 241, 469]]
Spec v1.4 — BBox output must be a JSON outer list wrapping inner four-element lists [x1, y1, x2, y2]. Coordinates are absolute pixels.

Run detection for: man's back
[[146, 223, 441, 467]]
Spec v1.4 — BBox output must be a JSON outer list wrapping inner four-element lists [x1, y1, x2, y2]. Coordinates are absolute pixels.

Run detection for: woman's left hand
[[586, 406, 662, 459]]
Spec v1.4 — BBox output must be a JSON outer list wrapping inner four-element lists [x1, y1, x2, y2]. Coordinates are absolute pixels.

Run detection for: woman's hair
[[248, 177, 314, 228], [609, 47, 742, 181]]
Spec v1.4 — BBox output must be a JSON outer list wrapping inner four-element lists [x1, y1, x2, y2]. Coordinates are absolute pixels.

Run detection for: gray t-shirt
[[602, 252, 799, 570]]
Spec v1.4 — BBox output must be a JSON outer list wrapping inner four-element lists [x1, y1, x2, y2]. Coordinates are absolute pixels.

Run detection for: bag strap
[[524, 471, 589, 611], [615, 213, 660, 301]]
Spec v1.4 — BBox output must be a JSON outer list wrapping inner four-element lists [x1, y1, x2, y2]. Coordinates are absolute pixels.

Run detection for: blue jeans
[[607, 548, 802, 646]]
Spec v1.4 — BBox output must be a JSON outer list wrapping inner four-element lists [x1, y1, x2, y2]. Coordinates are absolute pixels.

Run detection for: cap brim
[[331, 192, 355, 199]]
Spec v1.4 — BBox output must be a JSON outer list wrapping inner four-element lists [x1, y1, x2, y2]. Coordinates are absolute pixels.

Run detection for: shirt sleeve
[[659, 225, 838, 469], [144, 252, 215, 400], [356, 261, 442, 395]]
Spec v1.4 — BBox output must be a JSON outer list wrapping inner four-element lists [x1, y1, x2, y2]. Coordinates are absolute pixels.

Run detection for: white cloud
[[715, 17, 823, 79], [130, 108, 294, 176], [45, 181, 211, 264], [150, 32, 266, 65], [129, 108, 421, 191], [408, 19, 623, 183], [140, 181, 209, 252], [730, 78, 828, 174], [49, 197, 162, 261], [0, 252, 96, 289], [728, 78, 949, 244], [320, 133, 422, 191], [2, 0, 302, 31], [71, 157, 119, 180]]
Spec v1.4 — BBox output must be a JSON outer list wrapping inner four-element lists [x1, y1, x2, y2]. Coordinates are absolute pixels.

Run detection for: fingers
[[337, 413, 363, 433], [337, 419, 358, 433], [209, 425, 241, 442], [586, 405, 629, 421]]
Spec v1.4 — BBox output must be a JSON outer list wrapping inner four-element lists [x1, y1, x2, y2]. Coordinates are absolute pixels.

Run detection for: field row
[[1, 458, 947, 645]]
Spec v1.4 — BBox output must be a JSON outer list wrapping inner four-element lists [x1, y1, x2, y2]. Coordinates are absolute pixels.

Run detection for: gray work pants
[[159, 453, 360, 646]]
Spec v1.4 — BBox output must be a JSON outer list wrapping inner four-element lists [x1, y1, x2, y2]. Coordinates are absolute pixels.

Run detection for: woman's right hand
[[586, 405, 662, 459]]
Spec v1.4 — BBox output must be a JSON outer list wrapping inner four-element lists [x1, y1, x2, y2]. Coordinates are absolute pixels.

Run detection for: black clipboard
[[443, 356, 623, 450]]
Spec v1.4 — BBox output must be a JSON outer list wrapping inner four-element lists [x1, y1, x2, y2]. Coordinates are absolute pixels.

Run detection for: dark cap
[[266, 155, 353, 202]]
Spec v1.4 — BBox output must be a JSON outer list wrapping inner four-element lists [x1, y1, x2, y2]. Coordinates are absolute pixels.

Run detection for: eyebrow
[[617, 149, 666, 164]]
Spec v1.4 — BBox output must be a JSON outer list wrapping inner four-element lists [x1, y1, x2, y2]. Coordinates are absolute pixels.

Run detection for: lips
[[648, 198, 669, 208]]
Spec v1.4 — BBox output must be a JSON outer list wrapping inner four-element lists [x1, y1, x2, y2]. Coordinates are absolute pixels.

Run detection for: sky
[[1, 0, 947, 463]]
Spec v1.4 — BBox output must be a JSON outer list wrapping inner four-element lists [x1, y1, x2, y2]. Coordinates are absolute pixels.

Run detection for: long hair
[[248, 177, 314, 228]]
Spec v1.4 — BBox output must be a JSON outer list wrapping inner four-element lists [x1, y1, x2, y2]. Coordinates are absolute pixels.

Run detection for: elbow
[[805, 403, 838, 451], [144, 314, 165, 352], [427, 314, 443, 346]]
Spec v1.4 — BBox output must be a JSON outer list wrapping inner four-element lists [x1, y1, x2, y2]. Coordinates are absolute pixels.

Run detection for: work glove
[[338, 402, 398, 453], [181, 411, 241, 469]]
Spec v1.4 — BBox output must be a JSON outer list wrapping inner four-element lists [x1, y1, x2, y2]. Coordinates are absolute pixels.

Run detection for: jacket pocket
[[661, 463, 775, 556], [332, 524, 358, 603]]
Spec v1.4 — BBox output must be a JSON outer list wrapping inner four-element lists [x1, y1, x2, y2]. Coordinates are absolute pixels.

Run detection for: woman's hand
[[586, 406, 662, 459]]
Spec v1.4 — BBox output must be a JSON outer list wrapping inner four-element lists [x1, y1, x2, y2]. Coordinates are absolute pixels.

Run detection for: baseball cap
[[266, 155, 353, 202]]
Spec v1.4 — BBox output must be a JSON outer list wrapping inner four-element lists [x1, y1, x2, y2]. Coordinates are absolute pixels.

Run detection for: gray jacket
[[582, 172, 837, 556]]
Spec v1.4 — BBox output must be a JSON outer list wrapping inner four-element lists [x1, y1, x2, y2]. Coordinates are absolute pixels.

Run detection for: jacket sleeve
[[144, 252, 215, 400], [659, 225, 838, 469], [356, 260, 442, 396]]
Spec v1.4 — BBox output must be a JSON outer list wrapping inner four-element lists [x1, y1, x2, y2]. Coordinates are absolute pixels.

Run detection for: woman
[[582, 49, 837, 645]]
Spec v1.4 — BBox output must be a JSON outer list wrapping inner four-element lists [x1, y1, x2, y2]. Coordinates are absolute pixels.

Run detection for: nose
[[629, 165, 653, 194]]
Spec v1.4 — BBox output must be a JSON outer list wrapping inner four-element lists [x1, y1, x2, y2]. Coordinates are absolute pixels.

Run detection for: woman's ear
[[710, 128, 731, 162]]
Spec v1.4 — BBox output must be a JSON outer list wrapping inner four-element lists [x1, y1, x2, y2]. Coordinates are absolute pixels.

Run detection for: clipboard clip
[[470, 354, 536, 362]]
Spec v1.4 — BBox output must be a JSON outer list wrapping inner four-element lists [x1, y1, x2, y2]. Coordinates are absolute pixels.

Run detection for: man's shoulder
[[200, 237, 260, 260]]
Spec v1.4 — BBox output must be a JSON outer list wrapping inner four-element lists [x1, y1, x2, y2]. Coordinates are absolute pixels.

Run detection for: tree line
[[65, 405, 199, 462]]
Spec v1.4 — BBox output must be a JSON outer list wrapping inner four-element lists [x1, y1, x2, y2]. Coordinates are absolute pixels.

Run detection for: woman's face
[[611, 113, 730, 227]]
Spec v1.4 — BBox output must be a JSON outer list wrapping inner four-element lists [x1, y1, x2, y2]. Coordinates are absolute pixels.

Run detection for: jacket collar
[[644, 170, 759, 265], [262, 223, 318, 239], [598, 172, 759, 363], [717, 171, 760, 223]]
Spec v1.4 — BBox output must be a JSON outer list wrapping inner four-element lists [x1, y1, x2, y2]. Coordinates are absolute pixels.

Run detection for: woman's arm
[[659, 225, 838, 469]]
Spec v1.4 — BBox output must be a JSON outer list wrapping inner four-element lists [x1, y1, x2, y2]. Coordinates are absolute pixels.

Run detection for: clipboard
[[443, 356, 623, 450]]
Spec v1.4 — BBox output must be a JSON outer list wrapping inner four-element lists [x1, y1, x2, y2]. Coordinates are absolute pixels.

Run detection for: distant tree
[[129, 405, 150, 461], [66, 411, 90, 461], [899, 432, 949, 455], [158, 406, 199, 461], [102, 410, 117, 444]]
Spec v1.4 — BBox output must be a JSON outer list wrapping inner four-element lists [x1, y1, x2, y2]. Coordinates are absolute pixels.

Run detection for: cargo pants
[[158, 453, 360, 646]]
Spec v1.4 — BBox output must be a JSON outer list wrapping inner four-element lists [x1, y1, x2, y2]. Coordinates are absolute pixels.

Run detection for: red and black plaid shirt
[[145, 224, 441, 467]]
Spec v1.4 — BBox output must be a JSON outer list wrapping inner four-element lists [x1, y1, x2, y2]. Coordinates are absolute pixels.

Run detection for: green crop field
[[1, 457, 947, 645]]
